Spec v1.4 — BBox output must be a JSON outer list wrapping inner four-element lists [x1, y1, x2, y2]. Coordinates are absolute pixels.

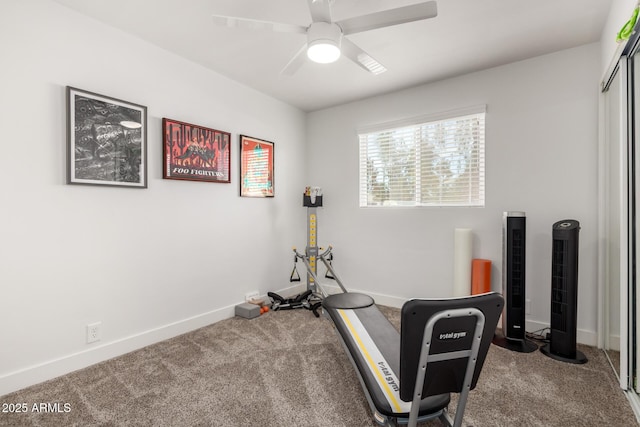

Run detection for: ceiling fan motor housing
[[307, 22, 342, 63]]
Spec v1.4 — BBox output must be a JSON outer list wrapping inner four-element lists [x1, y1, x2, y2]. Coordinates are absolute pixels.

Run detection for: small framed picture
[[240, 135, 274, 197], [67, 87, 147, 188], [163, 118, 231, 183]]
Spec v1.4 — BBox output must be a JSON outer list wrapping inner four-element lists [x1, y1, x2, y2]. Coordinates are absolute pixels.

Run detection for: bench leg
[[439, 407, 454, 426]]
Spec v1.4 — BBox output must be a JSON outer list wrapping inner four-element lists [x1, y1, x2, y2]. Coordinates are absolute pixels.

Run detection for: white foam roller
[[453, 228, 472, 297]]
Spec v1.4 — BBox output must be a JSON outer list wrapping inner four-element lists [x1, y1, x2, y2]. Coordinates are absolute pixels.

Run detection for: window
[[358, 106, 485, 207]]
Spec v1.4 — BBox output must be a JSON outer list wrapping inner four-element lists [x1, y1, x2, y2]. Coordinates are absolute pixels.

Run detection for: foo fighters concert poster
[[163, 118, 231, 183]]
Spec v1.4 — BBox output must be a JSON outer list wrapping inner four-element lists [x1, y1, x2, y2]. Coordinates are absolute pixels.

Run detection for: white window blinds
[[358, 108, 485, 207]]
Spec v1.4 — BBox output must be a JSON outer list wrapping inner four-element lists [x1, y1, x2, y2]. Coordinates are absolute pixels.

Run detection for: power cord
[[526, 327, 550, 343]]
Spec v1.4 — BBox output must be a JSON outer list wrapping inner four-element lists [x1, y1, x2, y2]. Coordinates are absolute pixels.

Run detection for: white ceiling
[[53, 0, 612, 112]]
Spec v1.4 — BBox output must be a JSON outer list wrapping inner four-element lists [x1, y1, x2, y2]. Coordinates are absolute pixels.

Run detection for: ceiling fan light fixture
[[306, 22, 342, 64], [307, 41, 340, 63]]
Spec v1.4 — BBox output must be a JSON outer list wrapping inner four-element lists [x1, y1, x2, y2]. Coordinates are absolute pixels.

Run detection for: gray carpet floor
[[0, 306, 637, 426]]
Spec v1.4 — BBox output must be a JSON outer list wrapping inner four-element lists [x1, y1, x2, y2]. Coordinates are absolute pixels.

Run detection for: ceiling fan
[[212, 0, 437, 76]]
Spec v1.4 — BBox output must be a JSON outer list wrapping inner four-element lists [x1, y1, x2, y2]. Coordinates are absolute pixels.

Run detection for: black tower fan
[[493, 212, 537, 352], [541, 220, 587, 363]]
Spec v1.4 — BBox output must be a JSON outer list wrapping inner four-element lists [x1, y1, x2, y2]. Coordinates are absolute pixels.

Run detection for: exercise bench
[[322, 292, 503, 427]]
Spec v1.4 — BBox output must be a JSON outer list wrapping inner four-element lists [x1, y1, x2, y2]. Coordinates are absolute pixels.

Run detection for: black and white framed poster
[[67, 86, 147, 188]]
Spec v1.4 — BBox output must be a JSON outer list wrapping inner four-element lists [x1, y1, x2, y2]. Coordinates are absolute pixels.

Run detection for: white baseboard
[[608, 335, 621, 351], [0, 304, 236, 397], [1, 283, 603, 397], [601, 333, 621, 351], [271, 282, 307, 298], [0, 283, 306, 397]]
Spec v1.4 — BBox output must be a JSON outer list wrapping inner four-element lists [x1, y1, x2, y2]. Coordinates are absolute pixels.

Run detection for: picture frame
[[240, 135, 274, 197], [163, 118, 231, 183], [67, 86, 147, 188]]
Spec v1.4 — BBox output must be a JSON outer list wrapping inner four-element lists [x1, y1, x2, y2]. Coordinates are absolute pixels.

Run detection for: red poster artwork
[[240, 135, 274, 197], [163, 118, 231, 183]]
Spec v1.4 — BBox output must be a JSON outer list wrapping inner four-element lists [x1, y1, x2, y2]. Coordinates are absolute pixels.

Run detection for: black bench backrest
[[399, 292, 503, 401]]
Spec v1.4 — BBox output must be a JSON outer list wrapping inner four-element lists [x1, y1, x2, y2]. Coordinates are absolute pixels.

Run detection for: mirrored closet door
[[602, 60, 625, 380], [601, 29, 640, 404]]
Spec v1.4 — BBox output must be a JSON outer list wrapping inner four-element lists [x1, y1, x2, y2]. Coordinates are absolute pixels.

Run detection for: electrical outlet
[[526, 299, 531, 315], [86, 322, 101, 344], [245, 291, 259, 302]]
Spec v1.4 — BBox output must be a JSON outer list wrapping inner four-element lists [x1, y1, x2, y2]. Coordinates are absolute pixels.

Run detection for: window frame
[[358, 105, 486, 208]]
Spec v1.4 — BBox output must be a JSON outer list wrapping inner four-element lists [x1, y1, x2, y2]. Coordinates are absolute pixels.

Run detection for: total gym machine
[[268, 187, 347, 317], [268, 188, 500, 427]]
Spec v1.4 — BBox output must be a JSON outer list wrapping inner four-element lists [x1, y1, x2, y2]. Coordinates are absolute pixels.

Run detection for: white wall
[[307, 43, 601, 343], [0, 0, 305, 395]]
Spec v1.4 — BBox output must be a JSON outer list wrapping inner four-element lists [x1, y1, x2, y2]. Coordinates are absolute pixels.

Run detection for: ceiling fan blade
[[337, 1, 437, 35], [212, 14, 306, 34], [340, 37, 387, 75], [281, 44, 308, 76], [306, 0, 332, 23]]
